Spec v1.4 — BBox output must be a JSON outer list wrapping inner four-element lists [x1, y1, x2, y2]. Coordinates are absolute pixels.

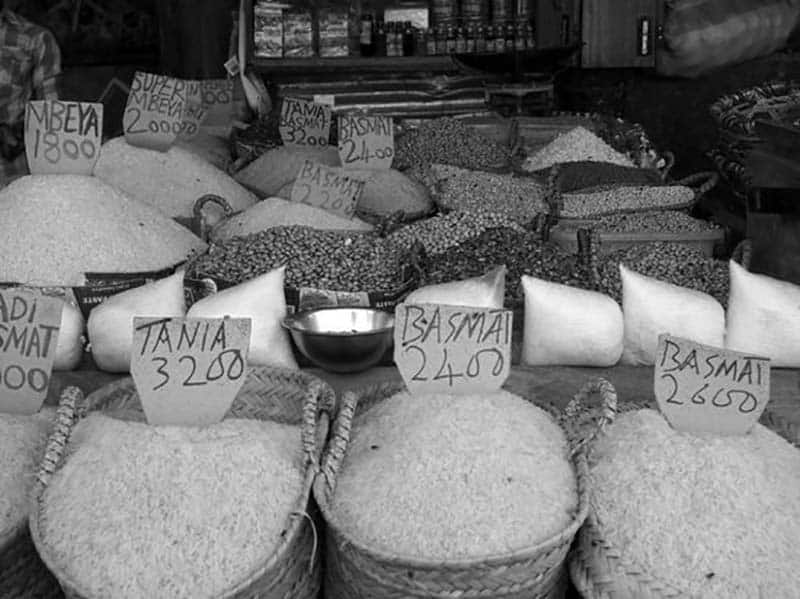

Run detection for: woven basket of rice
[[313, 378, 617, 599], [569, 399, 800, 599], [29, 366, 336, 599], [0, 408, 62, 599]]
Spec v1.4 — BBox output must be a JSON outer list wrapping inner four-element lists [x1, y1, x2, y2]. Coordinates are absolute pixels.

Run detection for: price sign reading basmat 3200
[[337, 114, 394, 169], [654, 334, 771, 436], [131, 317, 251, 426], [394, 303, 512, 395]]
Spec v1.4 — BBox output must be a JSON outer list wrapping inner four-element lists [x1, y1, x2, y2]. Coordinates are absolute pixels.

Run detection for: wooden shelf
[[252, 55, 459, 75]]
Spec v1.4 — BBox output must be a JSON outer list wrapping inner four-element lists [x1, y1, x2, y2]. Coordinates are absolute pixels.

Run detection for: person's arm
[[32, 27, 61, 101]]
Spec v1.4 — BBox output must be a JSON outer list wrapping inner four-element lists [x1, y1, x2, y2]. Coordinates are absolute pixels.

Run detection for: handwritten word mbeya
[[129, 72, 186, 118], [124, 72, 187, 143], [27, 101, 100, 137]]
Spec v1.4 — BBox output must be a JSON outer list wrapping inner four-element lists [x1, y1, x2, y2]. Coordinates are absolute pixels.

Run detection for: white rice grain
[[522, 126, 634, 172]]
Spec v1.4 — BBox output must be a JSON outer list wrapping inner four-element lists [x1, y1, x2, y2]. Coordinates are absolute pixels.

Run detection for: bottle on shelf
[[493, 24, 505, 53], [436, 24, 447, 54], [375, 18, 387, 56], [416, 26, 427, 55], [360, 13, 374, 56], [402, 20, 415, 56], [475, 21, 487, 52], [526, 20, 535, 49], [446, 22, 456, 53], [504, 21, 515, 52], [426, 27, 437, 55], [465, 21, 476, 53], [515, 20, 526, 50], [455, 24, 466, 53]]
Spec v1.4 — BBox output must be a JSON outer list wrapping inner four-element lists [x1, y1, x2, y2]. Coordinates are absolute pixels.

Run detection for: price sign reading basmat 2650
[[131, 317, 251, 426], [337, 114, 394, 169], [394, 303, 512, 395]]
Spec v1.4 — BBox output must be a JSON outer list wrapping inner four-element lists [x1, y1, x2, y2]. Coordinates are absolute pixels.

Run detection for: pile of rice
[[1, 409, 54, 538], [589, 409, 800, 599], [522, 126, 634, 173], [40, 414, 304, 599], [330, 390, 577, 560]]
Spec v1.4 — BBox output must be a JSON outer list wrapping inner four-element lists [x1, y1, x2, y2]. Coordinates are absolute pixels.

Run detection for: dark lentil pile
[[531, 161, 664, 192], [585, 211, 721, 233]]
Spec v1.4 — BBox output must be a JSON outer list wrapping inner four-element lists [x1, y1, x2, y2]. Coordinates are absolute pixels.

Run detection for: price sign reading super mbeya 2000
[[337, 114, 394, 170]]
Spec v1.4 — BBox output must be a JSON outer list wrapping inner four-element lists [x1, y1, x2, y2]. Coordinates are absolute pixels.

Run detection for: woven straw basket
[[29, 366, 336, 599], [569, 400, 800, 599], [313, 378, 618, 599]]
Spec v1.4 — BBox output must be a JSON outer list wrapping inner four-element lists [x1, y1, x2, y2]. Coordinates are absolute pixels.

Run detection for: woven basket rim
[[313, 382, 590, 572], [28, 366, 333, 599]]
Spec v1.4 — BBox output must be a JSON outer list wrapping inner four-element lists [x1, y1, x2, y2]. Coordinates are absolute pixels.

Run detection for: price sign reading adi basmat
[[290, 160, 364, 219], [654, 334, 771, 436], [123, 71, 187, 151], [0, 289, 61, 415], [131, 317, 251, 426], [280, 97, 332, 147], [337, 114, 394, 169], [394, 303, 512, 395], [24, 100, 103, 175]]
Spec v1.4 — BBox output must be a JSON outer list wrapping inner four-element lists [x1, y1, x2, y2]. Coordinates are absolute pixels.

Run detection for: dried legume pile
[[190, 225, 407, 291], [394, 117, 511, 171], [522, 126, 635, 173], [431, 163, 549, 223], [594, 242, 729, 306], [585, 211, 720, 233], [531, 161, 664, 192], [589, 409, 800, 599], [331, 390, 577, 560], [41, 414, 304, 599], [559, 185, 695, 218], [423, 227, 589, 306]]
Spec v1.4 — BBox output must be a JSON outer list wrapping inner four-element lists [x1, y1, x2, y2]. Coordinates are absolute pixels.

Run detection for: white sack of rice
[[0, 175, 206, 287], [210, 196, 373, 241], [93, 136, 257, 220], [1, 409, 54, 538], [331, 390, 577, 560], [234, 145, 342, 199], [521, 126, 634, 173], [40, 413, 304, 599], [589, 409, 800, 599]]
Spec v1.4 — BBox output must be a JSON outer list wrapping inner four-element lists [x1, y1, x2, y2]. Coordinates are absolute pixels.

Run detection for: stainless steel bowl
[[282, 307, 395, 374]]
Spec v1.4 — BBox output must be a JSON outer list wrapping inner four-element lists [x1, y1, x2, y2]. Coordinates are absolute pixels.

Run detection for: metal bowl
[[282, 307, 395, 374]]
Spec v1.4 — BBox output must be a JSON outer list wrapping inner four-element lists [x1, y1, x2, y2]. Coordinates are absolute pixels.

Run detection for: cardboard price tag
[[337, 114, 394, 169], [654, 334, 771, 436], [290, 160, 364, 218], [0, 289, 61, 415], [24, 100, 103, 175], [131, 317, 251, 426], [178, 101, 209, 140], [394, 303, 512, 395], [280, 97, 332, 147], [199, 79, 235, 126], [123, 71, 187, 151]]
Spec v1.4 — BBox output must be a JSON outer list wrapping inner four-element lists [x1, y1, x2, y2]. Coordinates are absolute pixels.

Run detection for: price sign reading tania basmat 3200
[[280, 97, 332, 147], [654, 334, 771, 436], [123, 71, 187, 151], [337, 114, 394, 169], [131, 317, 251, 426], [290, 159, 364, 218], [24, 100, 102, 175], [394, 303, 512, 395], [0, 289, 61, 415]]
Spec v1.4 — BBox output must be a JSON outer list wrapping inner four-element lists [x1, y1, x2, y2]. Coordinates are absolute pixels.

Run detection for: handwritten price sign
[[654, 334, 771, 436], [394, 303, 512, 395], [24, 100, 103, 175], [280, 97, 332, 147], [131, 317, 251, 426], [337, 114, 394, 169], [290, 160, 364, 218], [123, 71, 187, 151]]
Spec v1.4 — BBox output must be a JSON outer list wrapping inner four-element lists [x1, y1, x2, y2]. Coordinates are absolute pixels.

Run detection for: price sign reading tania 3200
[[280, 97, 332, 147], [290, 159, 365, 218], [337, 114, 394, 169], [394, 303, 513, 395], [123, 71, 187, 151], [654, 334, 771, 436], [130, 317, 251, 426]]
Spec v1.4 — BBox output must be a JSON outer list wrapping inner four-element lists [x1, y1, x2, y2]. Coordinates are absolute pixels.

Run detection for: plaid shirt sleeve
[[31, 27, 61, 101]]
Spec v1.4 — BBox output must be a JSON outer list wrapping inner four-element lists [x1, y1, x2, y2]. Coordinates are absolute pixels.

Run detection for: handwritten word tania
[[135, 318, 228, 356], [281, 100, 329, 130], [399, 306, 512, 347], [27, 101, 100, 136], [659, 338, 768, 387]]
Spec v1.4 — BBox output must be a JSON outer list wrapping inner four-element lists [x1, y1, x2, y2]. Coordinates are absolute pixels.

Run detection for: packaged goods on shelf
[[319, 8, 350, 57], [254, 3, 284, 58], [284, 9, 314, 58]]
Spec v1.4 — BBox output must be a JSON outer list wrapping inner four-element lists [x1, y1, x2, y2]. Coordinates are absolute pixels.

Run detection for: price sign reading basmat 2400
[[131, 317, 251, 426], [394, 303, 512, 395], [337, 114, 394, 169]]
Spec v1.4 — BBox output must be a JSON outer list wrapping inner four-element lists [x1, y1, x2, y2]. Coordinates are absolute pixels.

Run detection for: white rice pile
[[40, 414, 304, 599], [1, 409, 55, 538], [0, 175, 206, 286], [589, 409, 800, 599], [331, 390, 577, 560], [522, 126, 634, 172]]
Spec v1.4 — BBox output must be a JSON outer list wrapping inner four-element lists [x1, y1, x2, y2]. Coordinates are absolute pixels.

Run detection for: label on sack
[[0, 289, 61, 415], [394, 303, 512, 395], [24, 100, 103, 175], [337, 114, 394, 169], [123, 71, 187, 151], [279, 97, 332, 147], [654, 334, 771, 436], [290, 159, 364, 218], [131, 316, 251, 426]]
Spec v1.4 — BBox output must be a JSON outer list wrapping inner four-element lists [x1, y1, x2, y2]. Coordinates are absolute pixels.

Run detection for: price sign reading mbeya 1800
[[123, 71, 187, 151], [280, 97, 332, 147], [394, 303, 512, 395], [654, 334, 771, 436], [337, 114, 394, 169], [131, 317, 251, 426], [24, 100, 103, 175], [290, 159, 364, 219], [0, 289, 61, 415]]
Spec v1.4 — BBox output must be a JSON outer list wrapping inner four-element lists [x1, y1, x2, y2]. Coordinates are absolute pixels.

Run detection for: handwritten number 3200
[[150, 350, 246, 391]]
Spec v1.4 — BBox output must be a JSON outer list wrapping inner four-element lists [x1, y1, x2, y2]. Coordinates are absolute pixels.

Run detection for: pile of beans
[[189, 226, 408, 291], [422, 227, 590, 306], [584, 211, 721, 233], [395, 117, 511, 172], [559, 185, 695, 219]]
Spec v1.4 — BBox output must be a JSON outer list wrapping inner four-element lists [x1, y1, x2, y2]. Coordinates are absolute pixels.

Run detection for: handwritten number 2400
[[150, 349, 246, 391]]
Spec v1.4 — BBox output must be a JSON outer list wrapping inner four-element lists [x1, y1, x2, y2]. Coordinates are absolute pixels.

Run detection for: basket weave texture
[[29, 367, 336, 599], [313, 379, 617, 599]]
